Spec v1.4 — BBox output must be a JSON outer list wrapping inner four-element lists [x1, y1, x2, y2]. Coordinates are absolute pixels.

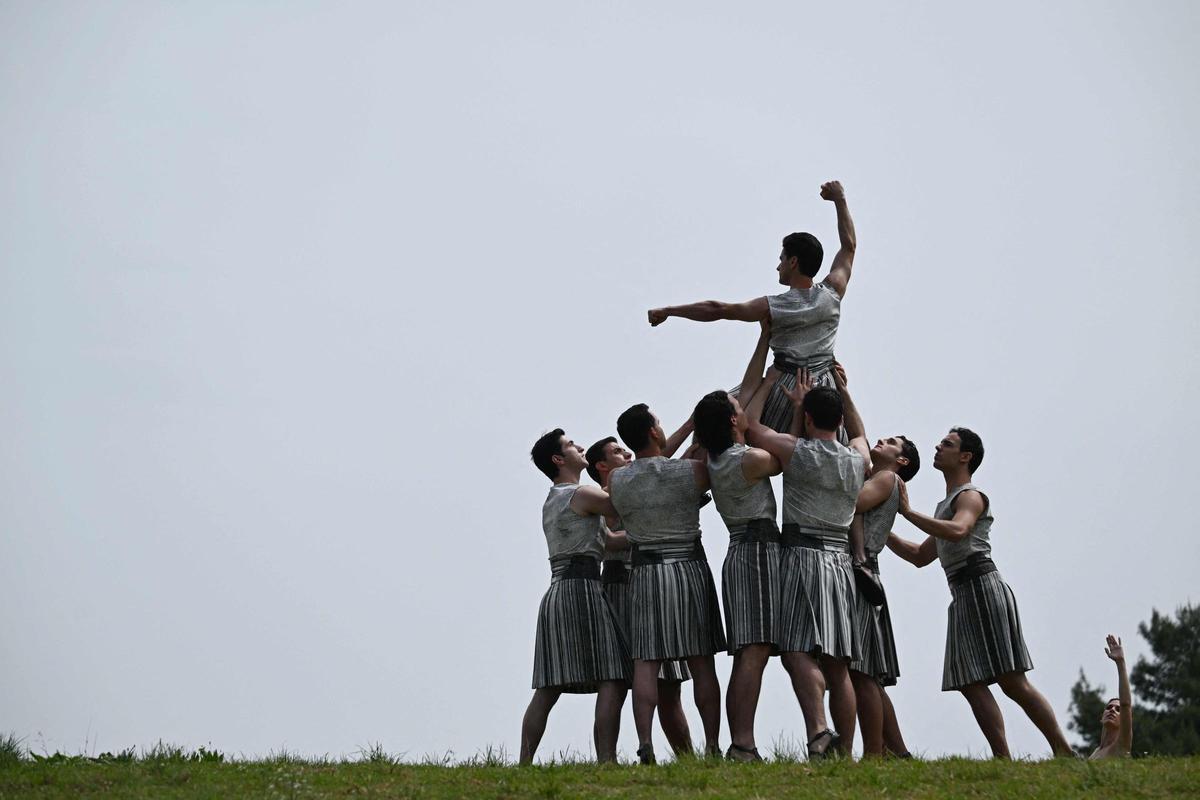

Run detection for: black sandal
[[725, 743, 763, 763], [807, 729, 841, 760], [636, 743, 656, 765]]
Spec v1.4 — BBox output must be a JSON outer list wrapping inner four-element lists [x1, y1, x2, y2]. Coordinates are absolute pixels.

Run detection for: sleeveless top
[[766, 283, 841, 362], [609, 456, 704, 546], [707, 442, 778, 536], [934, 483, 993, 574], [862, 473, 901, 557], [781, 438, 864, 538], [541, 483, 605, 564]]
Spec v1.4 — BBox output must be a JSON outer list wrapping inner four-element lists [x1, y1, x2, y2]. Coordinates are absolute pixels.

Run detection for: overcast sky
[[3, 1, 1198, 761]]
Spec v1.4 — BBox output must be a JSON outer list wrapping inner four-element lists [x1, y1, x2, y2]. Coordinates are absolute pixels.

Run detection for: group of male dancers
[[521, 181, 1078, 764]]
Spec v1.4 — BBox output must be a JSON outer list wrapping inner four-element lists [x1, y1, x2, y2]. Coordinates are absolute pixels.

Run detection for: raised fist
[[820, 181, 845, 201]]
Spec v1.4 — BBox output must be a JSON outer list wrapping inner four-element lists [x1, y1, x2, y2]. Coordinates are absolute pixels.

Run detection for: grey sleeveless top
[[708, 443, 778, 535], [781, 438, 864, 537], [541, 484, 605, 564], [934, 483, 993, 574], [609, 456, 704, 546], [767, 283, 841, 362], [863, 473, 901, 557]]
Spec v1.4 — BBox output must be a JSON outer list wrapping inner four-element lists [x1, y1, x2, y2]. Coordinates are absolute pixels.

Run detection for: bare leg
[[880, 689, 910, 756], [657, 679, 694, 755], [520, 688, 562, 764], [822, 656, 856, 756], [995, 672, 1075, 756], [780, 651, 828, 741], [727, 644, 771, 751], [685, 654, 723, 755], [593, 681, 627, 763], [850, 670, 884, 757], [959, 683, 1010, 759], [632, 659, 661, 752]]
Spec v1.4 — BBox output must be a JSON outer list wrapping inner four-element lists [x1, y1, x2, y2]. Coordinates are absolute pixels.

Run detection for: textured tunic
[[542, 484, 605, 567], [850, 473, 902, 684], [708, 443, 778, 535], [863, 474, 901, 557], [781, 439, 865, 536], [767, 283, 841, 363], [610, 457, 704, 547], [935, 483, 993, 577]]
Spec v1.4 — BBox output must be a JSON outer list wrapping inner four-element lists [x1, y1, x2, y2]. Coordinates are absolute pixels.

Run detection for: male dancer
[[647, 180, 857, 432], [745, 369, 870, 758], [586, 435, 694, 756], [886, 428, 1075, 758], [838, 368, 919, 757], [609, 404, 726, 764], [522, 430, 631, 764]]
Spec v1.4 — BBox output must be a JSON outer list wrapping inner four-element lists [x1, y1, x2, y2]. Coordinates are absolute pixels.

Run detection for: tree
[[1068, 603, 1200, 755]]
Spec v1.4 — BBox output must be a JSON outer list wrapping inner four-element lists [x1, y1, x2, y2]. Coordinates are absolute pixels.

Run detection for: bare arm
[[886, 532, 937, 567], [745, 418, 799, 470], [819, 181, 856, 298], [741, 446, 783, 482], [649, 296, 769, 326], [603, 528, 629, 553], [736, 320, 772, 405], [781, 368, 813, 438], [831, 361, 871, 465], [897, 482, 984, 543], [691, 458, 711, 493], [663, 417, 695, 458], [850, 514, 867, 563], [856, 472, 897, 514], [1106, 634, 1134, 754], [571, 484, 617, 519]]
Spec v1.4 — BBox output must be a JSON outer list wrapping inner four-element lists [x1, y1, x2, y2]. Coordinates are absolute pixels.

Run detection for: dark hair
[[782, 232, 824, 278], [693, 391, 736, 457], [950, 427, 984, 474], [897, 435, 920, 482], [585, 436, 617, 484], [617, 404, 656, 452], [531, 428, 565, 480], [802, 386, 843, 432]]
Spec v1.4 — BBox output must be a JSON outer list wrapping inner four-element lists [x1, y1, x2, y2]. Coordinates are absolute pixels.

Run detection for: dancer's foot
[[807, 729, 841, 761], [636, 743, 656, 765], [725, 743, 763, 763]]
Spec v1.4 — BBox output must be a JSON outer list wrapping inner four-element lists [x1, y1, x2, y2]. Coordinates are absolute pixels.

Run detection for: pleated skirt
[[759, 367, 836, 434], [721, 542, 782, 654], [603, 577, 691, 682], [532, 577, 632, 693], [849, 578, 900, 685], [629, 560, 727, 661], [941, 571, 1034, 691], [777, 546, 858, 659]]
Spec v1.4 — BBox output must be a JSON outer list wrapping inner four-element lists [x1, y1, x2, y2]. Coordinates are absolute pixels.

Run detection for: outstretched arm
[[897, 482, 984, 543], [886, 532, 937, 567], [663, 417, 695, 458], [819, 181, 857, 298], [736, 320, 772, 405], [781, 368, 813, 438], [649, 296, 769, 326], [1106, 634, 1134, 754]]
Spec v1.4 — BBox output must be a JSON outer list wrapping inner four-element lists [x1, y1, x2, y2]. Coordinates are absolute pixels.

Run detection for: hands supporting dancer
[[1091, 634, 1133, 759]]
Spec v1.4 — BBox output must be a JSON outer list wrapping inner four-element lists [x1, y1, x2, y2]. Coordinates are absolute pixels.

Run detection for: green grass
[[1, 741, 1198, 799]]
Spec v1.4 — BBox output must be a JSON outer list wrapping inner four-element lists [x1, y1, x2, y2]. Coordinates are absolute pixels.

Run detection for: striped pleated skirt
[[721, 542, 782, 654], [941, 571, 1033, 691], [602, 565, 691, 682], [629, 555, 727, 661], [759, 363, 837, 434], [778, 546, 858, 659], [532, 575, 632, 693], [849, 576, 900, 685]]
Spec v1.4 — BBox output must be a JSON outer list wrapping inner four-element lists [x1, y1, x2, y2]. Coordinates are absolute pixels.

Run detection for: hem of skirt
[[631, 645, 723, 661], [777, 643, 856, 660], [533, 674, 631, 693], [941, 665, 1030, 692], [727, 638, 780, 656], [850, 665, 899, 687]]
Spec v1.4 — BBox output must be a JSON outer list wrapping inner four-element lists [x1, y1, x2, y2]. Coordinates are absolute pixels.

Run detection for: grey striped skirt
[[942, 571, 1033, 691], [602, 566, 691, 682], [849, 571, 900, 685], [778, 545, 858, 659], [629, 550, 727, 661], [532, 574, 632, 693], [721, 542, 782, 654]]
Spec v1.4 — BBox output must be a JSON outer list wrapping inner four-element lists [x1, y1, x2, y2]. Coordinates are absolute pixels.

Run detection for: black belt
[[773, 353, 835, 374], [553, 556, 601, 581], [601, 559, 629, 585], [947, 554, 998, 587], [631, 541, 706, 567], [781, 523, 850, 553], [728, 518, 781, 546]]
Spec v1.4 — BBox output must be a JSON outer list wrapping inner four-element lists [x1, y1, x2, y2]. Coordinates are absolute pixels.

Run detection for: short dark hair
[[782, 232, 824, 278], [531, 428, 565, 480], [897, 436, 920, 482], [585, 436, 617, 484], [693, 391, 736, 457], [617, 404, 655, 452], [802, 386, 843, 432], [951, 427, 984, 474]]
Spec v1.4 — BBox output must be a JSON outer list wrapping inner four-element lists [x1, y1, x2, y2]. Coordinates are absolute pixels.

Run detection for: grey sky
[[2, 1, 1198, 761]]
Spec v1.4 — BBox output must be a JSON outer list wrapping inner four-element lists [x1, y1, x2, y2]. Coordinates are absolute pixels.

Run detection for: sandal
[[807, 729, 841, 761], [636, 743, 656, 765], [725, 743, 763, 763]]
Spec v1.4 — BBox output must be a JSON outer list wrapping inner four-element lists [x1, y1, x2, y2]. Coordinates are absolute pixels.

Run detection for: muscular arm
[[663, 417, 695, 458], [571, 484, 617, 519], [648, 296, 769, 326], [831, 361, 871, 465], [691, 458, 711, 493], [886, 532, 937, 567], [736, 321, 772, 405], [745, 419, 798, 471], [819, 181, 857, 298], [850, 514, 867, 563], [856, 472, 896, 514], [603, 528, 629, 552], [899, 489, 985, 543], [741, 446, 783, 482]]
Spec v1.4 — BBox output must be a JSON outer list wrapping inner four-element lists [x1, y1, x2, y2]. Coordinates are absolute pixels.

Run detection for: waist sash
[[550, 555, 601, 581], [631, 540, 706, 567], [946, 553, 999, 587], [727, 518, 781, 547], [781, 523, 850, 553], [601, 559, 629, 585], [773, 352, 835, 375]]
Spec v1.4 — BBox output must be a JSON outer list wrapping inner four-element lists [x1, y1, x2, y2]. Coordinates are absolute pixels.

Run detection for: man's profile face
[[933, 431, 963, 472], [777, 249, 797, 285], [599, 440, 631, 475], [872, 435, 907, 466], [557, 436, 588, 473]]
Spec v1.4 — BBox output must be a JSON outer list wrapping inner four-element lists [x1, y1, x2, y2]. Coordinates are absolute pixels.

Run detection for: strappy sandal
[[725, 743, 763, 763], [807, 729, 841, 761], [636, 743, 656, 765]]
